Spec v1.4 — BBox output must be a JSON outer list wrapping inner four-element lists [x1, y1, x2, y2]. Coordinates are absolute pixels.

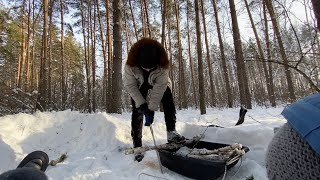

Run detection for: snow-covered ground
[[0, 107, 286, 180]]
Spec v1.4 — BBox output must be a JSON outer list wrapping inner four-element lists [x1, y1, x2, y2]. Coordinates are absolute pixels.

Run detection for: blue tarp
[[282, 93, 320, 155]]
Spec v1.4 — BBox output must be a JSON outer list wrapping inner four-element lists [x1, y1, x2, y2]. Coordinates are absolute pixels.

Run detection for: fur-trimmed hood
[[126, 38, 169, 69]]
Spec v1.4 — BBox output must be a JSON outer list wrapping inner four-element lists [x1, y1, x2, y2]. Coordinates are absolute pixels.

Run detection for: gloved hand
[[144, 110, 155, 126], [137, 103, 148, 114]]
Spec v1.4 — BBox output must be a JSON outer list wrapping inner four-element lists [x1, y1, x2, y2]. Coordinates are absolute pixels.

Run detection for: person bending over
[[124, 38, 185, 161]]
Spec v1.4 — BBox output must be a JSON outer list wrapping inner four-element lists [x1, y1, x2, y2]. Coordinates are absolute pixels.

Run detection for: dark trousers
[[131, 86, 176, 148]]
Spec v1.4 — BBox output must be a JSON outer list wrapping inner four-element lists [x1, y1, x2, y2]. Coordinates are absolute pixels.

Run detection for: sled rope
[[229, 157, 243, 179], [265, 109, 283, 118], [138, 172, 168, 180], [221, 165, 227, 180], [202, 118, 218, 127], [218, 157, 243, 180], [188, 125, 209, 153], [247, 115, 265, 125]]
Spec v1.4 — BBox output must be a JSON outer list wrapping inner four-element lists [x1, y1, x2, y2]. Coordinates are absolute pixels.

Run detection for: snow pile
[[0, 107, 286, 179]]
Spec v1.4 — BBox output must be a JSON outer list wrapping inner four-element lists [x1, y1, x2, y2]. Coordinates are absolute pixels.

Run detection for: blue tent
[[282, 93, 320, 155]]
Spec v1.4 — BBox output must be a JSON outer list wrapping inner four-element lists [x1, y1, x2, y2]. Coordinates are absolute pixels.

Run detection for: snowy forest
[[0, 0, 319, 115]]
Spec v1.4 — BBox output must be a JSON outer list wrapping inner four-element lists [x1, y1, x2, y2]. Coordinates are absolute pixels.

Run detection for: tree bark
[[200, 0, 216, 107], [91, 0, 97, 112], [142, 0, 152, 37], [265, 0, 296, 102], [124, 10, 130, 53], [244, 0, 275, 107], [263, 1, 276, 107], [105, 0, 113, 112], [48, 0, 54, 109], [111, 0, 123, 113], [186, 0, 197, 108], [128, 0, 139, 41], [25, 0, 31, 91], [211, 0, 233, 108], [140, 0, 146, 37], [30, 0, 35, 91], [175, 0, 187, 109], [18, 0, 26, 89], [194, 0, 206, 114], [60, 0, 66, 109], [161, 0, 167, 46], [228, 0, 252, 108], [96, 0, 107, 109], [37, 0, 49, 111], [167, 9, 175, 99], [80, 0, 92, 112]]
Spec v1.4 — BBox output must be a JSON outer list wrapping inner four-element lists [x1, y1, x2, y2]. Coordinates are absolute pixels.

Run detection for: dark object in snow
[[235, 106, 247, 126], [245, 175, 254, 180], [208, 106, 247, 128], [135, 153, 144, 162], [49, 153, 67, 166], [207, 124, 223, 128], [17, 151, 49, 172], [159, 141, 249, 180]]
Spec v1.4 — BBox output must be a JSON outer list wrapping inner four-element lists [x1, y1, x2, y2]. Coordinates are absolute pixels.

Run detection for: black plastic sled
[[159, 141, 249, 180]]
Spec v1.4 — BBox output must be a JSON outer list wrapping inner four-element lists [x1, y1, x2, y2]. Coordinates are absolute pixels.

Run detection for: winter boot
[[167, 131, 186, 143], [17, 151, 49, 172]]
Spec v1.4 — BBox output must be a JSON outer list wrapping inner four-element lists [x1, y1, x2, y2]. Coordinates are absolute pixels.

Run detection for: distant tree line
[[0, 0, 319, 115]]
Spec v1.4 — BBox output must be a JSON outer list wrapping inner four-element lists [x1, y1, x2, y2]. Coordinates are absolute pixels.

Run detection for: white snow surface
[[0, 107, 286, 180]]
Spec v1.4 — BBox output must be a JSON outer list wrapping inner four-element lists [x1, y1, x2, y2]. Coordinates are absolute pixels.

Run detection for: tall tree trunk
[[129, 0, 139, 40], [142, 0, 152, 37], [105, 0, 113, 112], [25, 0, 31, 91], [174, 0, 187, 109], [265, 0, 296, 102], [244, 0, 275, 107], [229, 0, 252, 108], [30, 0, 35, 91], [60, 0, 66, 109], [167, 10, 175, 98], [37, 0, 49, 111], [200, 0, 216, 107], [111, 0, 123, 113], [80, 0, 92, 112], [161, 0, 167, 45], [263, 1, 276, 107], [18, 0, 26, 89], [186, 0, 197, 108], [194, 0, 206, 114], [124, 10, 130, 53], [211, 0, 233, 108], [91, 0, 97, 112], [87, 0, 93, 112], [96, 0, 108, 109], [48, 0, 54, 109], [140, 0, 146, 37]]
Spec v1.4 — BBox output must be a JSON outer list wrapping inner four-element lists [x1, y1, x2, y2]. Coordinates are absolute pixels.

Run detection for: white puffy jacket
[[123, 64, 172, 111]]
